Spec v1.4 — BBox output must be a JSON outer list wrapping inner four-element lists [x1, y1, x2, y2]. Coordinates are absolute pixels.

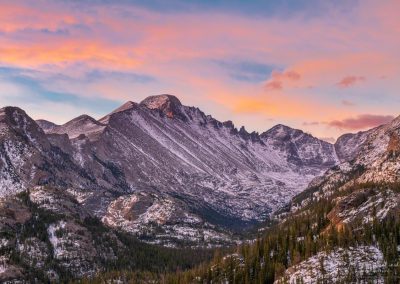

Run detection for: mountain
[[0, 107, 97, 197], [292, 115, 400, 211], [165, 114, 400, 283], [273, 116, 400, 283], [1, 95, 398, 282], [0, 95, 341, 247], [0, 187, 215, 282], [334, 129, 371, 162]]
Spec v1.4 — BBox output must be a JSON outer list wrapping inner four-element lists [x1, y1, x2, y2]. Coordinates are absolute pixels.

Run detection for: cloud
[[327, 114, 394, 130], [98, 0, 356, 18], [341, 100, 355, 106], [265, 80, 283, 90], [265, 70, 301, 90], [0, 0, 399, 140], [84, 70, 155, 83], [271, 70, 301, 81], [336, 75, 365, 88], [303, 121, 319, 126], [232, 98, 271, 113], [0, 66, 121, 115], [215, 60, 275, 83]]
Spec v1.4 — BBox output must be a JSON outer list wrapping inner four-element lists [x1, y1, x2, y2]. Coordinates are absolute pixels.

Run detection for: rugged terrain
[[0, 188, 214, 282], [1, 94, 399, 282], [291, 114, 400, 214], [1, 95, 339, 247], [163, 113, 400, 283]]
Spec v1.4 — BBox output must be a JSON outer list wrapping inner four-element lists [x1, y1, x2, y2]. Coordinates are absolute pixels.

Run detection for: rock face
[[261, 124, 338, 168], [0, 107, 96, 197], [0, 95, 340, 245], [334, 130, 372, 162], [140, 94, 187, 120]]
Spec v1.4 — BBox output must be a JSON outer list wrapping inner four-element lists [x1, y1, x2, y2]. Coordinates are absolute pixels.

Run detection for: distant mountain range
[[0, 94, 398, 281], [1, 94, 345, 244]]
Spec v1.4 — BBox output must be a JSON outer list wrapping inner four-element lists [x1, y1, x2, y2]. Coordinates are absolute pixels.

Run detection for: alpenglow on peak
[[140, 94, 185, 119]]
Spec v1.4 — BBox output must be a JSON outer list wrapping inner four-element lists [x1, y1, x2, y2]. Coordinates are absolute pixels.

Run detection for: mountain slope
[[157, 114, 400, 284], [0, 188, 214, 282], [334, 129, 371, 162], [0, 107, 96, 197], [292, 115, 400, 211]]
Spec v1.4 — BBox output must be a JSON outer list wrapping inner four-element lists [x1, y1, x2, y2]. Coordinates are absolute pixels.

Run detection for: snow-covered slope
[[272, 116, 400, 283], [277, 246, 386, 284]]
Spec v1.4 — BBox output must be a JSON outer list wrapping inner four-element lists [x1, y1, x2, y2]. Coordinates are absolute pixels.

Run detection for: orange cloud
[[327, 114, 394, 130], [0, 45, 140, 71], [232, 99, 272, 113]]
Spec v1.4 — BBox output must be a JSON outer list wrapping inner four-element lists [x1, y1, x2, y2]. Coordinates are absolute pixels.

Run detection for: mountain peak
[[140, 94, 186, 120], [65, 114, 100, 126], [111, 101, 138, 114], [140, 94, 182, 110], [0, 106, 37, 130], [36, 119, 58, 132], [272, 124, 295, 132], [261, 124, 298, 139], [0, 106, 26, 120], [0, 106, 50, 148]]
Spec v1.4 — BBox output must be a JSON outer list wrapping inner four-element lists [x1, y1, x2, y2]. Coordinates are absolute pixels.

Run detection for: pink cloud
[[327, 114, 394, 130], [341, 100, 355, 106], [271, 70, 301, 81], [336, 75, 365, 88], [303, 121, 319, 126], [265, 80, 283, 90], [265, 70, 301, 90]]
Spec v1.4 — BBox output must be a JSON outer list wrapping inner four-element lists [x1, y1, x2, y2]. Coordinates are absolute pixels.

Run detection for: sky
[[0, 0, 399, 142]]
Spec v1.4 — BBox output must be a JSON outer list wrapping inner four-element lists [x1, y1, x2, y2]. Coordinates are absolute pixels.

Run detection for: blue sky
[[0, 0, 398, 140]]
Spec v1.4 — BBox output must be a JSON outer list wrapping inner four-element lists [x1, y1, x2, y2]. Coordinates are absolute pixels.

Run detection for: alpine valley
[[0, 94, 399, 283]]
